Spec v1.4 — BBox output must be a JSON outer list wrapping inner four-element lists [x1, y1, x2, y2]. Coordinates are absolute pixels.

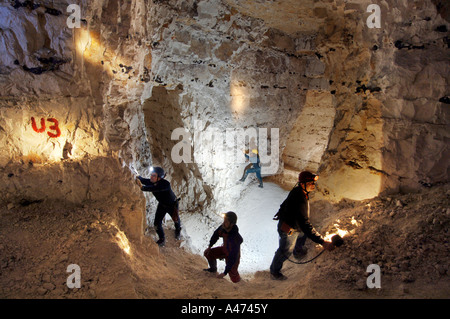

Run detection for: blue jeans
[[242, 167, 263, 184], [270, 220, 307, 274]]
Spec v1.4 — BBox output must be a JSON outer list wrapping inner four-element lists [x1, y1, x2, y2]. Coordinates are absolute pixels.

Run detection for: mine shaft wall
[[0, 0, 448, 221]]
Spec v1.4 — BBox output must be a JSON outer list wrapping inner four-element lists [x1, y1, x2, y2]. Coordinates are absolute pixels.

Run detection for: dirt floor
[[0, 183, 449, 299]]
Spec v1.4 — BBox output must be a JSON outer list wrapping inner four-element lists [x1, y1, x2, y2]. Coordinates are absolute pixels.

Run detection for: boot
[[203, 267, 217, 273], [156, 238, 165, 247], [204, 258, 217, 273], [155, 225, 165, 243], [293, 246, 308, 260], [175, 227, 181, 240], [270, 272, 287, 281]]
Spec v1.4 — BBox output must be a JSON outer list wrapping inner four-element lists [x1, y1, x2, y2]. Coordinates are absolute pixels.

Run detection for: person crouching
[[203, 211, 243, 283]]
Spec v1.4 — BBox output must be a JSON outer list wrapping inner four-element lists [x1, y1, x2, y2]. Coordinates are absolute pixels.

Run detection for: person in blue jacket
[[239, 149, 263, 188], [136, 166, 181, 247], [203, 211, 243, 283]]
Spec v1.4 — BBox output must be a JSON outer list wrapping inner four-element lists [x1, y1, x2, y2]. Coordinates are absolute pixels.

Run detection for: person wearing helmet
[[203, 211, 243, 283], [269, 171, 334, 280], [239, 148, 263, 188], [136, 166, 181, 247]]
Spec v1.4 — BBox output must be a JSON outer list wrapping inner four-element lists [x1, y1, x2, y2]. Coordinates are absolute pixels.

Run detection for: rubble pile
[[303, 183, 450, 297], [1, 183, 448, 299]]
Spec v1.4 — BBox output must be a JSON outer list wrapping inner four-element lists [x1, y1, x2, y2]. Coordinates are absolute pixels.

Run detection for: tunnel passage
[[141, 86, 213, 219]]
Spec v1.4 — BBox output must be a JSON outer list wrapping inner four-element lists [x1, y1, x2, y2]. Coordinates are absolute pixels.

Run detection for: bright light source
[[322, 216, 362, 244], [351, 216, 360, 226], [323, 226, 349, 242]]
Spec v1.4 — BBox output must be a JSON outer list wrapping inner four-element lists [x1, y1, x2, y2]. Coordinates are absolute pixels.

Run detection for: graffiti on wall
[[31, 117, 61, 138]]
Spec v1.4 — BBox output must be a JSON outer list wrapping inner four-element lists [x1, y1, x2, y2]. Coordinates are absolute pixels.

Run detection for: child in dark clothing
[[203, 212, 243, 283]]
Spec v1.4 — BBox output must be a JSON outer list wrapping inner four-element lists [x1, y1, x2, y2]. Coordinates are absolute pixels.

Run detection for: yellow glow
[[351, 216, 360, 227], [76, 28, 90, 58], [316, 97, 384, 201], [21, 120, 67, 163], [230, 82, 249, 115], [6, 28, 132, 166], [322, 216, 362, 243], [110, 222, 132, 256], [76, 29, 104, 66], [75, 28, 131, 78], [12, 105, 108, 164], [115, 231, 131, 255], [19, 118, 91, 163], [323, 225, 349, 242], [322, 166, 382, 201]]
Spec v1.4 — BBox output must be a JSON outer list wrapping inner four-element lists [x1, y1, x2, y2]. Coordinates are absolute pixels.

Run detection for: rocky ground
[[0, 183, 448, 299], [304, 183, 450, 298]]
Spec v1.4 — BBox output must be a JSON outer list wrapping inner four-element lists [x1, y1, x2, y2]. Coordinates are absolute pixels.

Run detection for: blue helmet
[[151, 166, 165, 178]]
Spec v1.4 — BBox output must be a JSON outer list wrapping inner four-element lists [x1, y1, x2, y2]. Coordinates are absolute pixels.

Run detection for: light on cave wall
[[319, 98, 384, 201], [13, 28, 133, 164], [110, 221, 132, 256], [321, 166, 382, 201], [75, 28, 130, 78], [230, 82, 249, 116], [19, 115, 88, 163], [21, 116, 67, 163], [76, 28, 105, 67]]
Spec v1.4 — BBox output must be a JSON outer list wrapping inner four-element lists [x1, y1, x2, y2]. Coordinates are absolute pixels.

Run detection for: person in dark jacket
[[136, 166, 181, 247], [269, 171, 334, 280], [203, 211, 243, 283], [239, 149, 263, 188]]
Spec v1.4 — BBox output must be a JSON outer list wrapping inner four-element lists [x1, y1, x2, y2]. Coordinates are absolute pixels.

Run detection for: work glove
[[322, 241, 335, 251]]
